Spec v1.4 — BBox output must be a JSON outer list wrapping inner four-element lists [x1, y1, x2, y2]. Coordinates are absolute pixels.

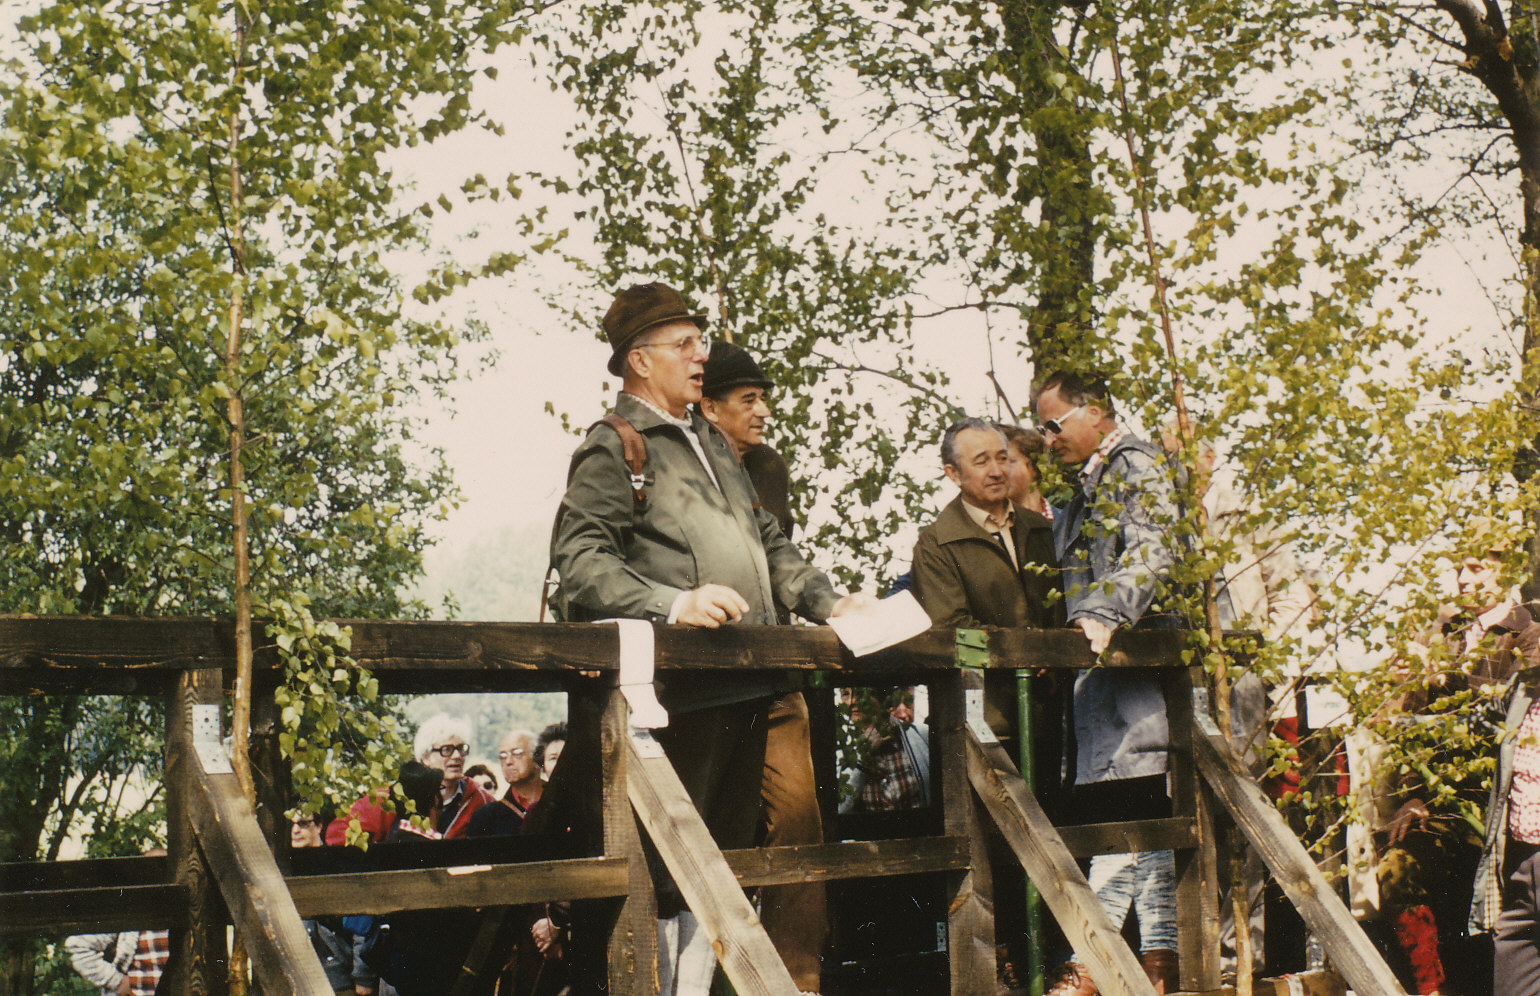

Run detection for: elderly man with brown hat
[[553, 282, 871, 996]]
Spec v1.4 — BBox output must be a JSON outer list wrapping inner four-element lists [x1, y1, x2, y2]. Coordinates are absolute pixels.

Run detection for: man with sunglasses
[[552, 282, 870, 996], [1033, 370, 1186, 996]]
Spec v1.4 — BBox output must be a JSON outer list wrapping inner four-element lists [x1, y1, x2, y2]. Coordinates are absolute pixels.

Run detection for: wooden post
[[164, 668, 229, 996], [604, 688, 658, 996], [1165, 666, 1220, 990], [1191, 698, 1406, 996], [626, 734, 798, 996], [249, 679, 288, 871], [933, 667, 995, 995]]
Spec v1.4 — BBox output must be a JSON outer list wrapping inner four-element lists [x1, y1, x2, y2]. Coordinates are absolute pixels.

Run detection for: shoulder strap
[[596, 413, 649, 502], [539, 414, 649, 622]]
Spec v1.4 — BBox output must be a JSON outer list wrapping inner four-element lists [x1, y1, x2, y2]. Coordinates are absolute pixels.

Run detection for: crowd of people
[[540, 281, 1540, 996], [68, 280, 1539, 995]]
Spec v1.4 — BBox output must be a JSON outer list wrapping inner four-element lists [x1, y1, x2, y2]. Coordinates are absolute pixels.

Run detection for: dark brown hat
[[603, 283, 708, 376], [702, 341, 773, 398]]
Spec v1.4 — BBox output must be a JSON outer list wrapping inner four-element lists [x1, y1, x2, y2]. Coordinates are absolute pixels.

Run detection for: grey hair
[[941, 417, 1005, 469], [414, 713, 473, 761]]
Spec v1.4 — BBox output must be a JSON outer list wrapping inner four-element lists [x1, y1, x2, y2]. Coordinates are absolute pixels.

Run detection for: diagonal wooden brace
[[1191, 697, 1407, 996], [962, 680, 1158, 996], [186, 749, 334, 993], [625, 733, 799, 996]]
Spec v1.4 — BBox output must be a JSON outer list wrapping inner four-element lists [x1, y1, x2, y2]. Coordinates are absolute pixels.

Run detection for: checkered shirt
[[127, 930, 169, 996]]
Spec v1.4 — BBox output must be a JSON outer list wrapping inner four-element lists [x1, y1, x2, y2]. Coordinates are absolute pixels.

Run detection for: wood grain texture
[[186, 755, 335, 993], [163, 668, 228, 996], [284, 857, 627, 915], [603, 689, 657, 996], [965, 721, 1157, 996], [626, 735, 799, 996], [933, 673, 995, 995], [0, 616, 1191, 695], [721, 837, 970, 885], [1192, 703, 1406, 996], [1166, 667, 1220, 991], [0, 884, 186, 936], [1053, 817, 1200, 858]]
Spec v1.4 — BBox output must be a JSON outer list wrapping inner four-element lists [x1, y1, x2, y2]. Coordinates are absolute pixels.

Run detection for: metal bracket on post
[[955, 628, 996, 744], [192, 702, 232, 774]]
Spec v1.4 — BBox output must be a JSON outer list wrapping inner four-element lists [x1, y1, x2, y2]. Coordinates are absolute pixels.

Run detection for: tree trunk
[[1000, 0, 1101, 374], [1435, 0, 1540, 589]]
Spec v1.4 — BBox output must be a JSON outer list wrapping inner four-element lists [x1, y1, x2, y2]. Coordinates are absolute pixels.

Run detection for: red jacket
[[325, 778, 496, 845]]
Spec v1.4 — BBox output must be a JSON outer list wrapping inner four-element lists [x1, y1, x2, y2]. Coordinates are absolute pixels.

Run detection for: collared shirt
[[1078, 424, 1127, 488], [960, 500, 1018, 570], [1467, 591, 1523, 655], [1511, 698, 1540, 844], [628, 392, 721, 491]]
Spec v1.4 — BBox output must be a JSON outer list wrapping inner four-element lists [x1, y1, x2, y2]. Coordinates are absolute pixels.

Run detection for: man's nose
[[754, 400, 771, 418]]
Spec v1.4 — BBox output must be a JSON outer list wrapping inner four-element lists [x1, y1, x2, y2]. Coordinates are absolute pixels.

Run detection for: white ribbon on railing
[[602, 618, 669, 732]]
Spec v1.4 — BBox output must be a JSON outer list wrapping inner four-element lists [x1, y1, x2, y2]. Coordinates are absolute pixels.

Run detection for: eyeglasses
[[497, 748, 529, 761], [1036, 404, 1087, 437], [432, 743, 470, 758], [636, 334, 711, 356]]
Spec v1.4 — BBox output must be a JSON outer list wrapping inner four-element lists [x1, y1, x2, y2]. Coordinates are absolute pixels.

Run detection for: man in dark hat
[[555, 282, 870, 995], [698, 341, 824, 993]]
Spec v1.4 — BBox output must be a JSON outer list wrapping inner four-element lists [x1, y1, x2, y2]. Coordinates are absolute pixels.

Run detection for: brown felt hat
[[603, 283, 709, 376]]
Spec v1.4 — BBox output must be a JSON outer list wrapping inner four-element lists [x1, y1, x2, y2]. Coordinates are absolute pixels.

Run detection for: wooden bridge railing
[[0, 617, 1404, 996]]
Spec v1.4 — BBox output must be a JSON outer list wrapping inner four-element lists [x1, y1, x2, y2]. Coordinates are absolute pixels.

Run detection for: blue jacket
[[1053, 431, 1186, 784]]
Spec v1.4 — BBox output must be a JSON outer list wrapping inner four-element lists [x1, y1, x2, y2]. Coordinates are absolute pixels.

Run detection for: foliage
[[0, 0, 531, 986], [505, 0, 1540, 903]]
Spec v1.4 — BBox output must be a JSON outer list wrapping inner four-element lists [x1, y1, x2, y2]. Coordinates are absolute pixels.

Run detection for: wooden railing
[[0, 617, 1405, 996]]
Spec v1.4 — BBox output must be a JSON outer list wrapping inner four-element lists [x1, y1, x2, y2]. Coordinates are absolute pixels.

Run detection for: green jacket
[[910, 496, 1061, 630], [554, 393, 839, 710]]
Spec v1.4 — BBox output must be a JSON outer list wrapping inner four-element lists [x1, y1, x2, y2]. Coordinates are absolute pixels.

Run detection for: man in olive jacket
[[554, 282, 867, 996]]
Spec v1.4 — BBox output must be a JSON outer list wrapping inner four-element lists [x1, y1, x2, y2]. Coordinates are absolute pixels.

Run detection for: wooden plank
[[185, 746, 335, 994], [1054, 817, 1200, 858], [604, 688, 656, 996], [284, 856, 627, 915], [163, 668, 228, 996], [0, 854, 168, 891], [1166, 667, 1220, 991], [1193, 968, 1347, 996], [1191, 701, 1406, 996], [626, 733, 798, 996], [934, 672, 995, 995], [0, 617, 1191, 695], [0, 884, 186, 935], [722, 837, 971, 885], [965, 725, 1157, 996]]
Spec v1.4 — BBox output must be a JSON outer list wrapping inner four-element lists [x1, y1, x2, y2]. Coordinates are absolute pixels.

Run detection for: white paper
[[601, 618, 670, 729], [827, 590, 933, 657]]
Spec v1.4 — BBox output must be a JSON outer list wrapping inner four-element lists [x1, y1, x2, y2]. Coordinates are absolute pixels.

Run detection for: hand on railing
[[1074, 617, 1115, 655], [673, 585, 751, 627]]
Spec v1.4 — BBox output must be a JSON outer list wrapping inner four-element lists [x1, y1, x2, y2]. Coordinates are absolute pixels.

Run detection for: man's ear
[[943, 464, 962, 488], [700, 397, 720, 424]]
